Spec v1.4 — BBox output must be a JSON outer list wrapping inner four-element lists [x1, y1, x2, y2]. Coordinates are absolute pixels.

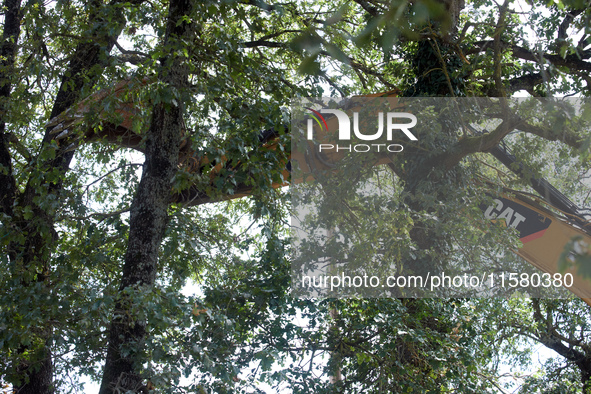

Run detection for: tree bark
[[0, 0, 22, 217], [3, 1, 128, 392], [99, 0, 194, 392], [0, 1, 55, 392], [531, 299, 591, 392]]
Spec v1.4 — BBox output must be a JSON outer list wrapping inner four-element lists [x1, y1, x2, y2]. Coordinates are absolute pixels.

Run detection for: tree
[[1, 0, 140, 391], [0, 0, 590, 392]]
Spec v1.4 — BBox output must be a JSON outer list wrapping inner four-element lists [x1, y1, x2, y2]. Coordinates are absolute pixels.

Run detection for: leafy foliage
[[0, 0, 590, 392]]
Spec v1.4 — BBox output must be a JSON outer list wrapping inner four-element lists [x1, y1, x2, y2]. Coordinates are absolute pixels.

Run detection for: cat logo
[[481, 197, 552, 243]]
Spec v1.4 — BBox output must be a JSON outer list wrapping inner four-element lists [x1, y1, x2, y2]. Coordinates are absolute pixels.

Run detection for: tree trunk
[[2, 1, 128, 391], [99, 1, 194, 392], [0, 0, 22, 217]]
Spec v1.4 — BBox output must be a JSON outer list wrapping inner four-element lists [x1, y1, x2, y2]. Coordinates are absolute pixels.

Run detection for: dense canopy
[[1, 0, 591, 393]]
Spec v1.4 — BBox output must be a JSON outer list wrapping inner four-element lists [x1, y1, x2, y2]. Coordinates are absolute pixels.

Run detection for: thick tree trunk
[[99, 1, 194, 392], [2, 2, 128, 392], [0, 2, 57, 393], [98, 100, 184, 392], [0, 0, 22, 218]]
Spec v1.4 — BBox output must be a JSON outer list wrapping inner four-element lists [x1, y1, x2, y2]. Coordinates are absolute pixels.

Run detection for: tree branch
[[558, 9, 584, 42], [531, 299, 591, 375], [255, 29, 302, 41], [493, 0, 510, 97], [517, 121, 583, 150], [113, 40, 150, 58], [471, 40, 591, 72], [351, 0, 380, 17], [428, 113, 522, 171], [506, 72, 543, 95], [241, 40, 285, 48]]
